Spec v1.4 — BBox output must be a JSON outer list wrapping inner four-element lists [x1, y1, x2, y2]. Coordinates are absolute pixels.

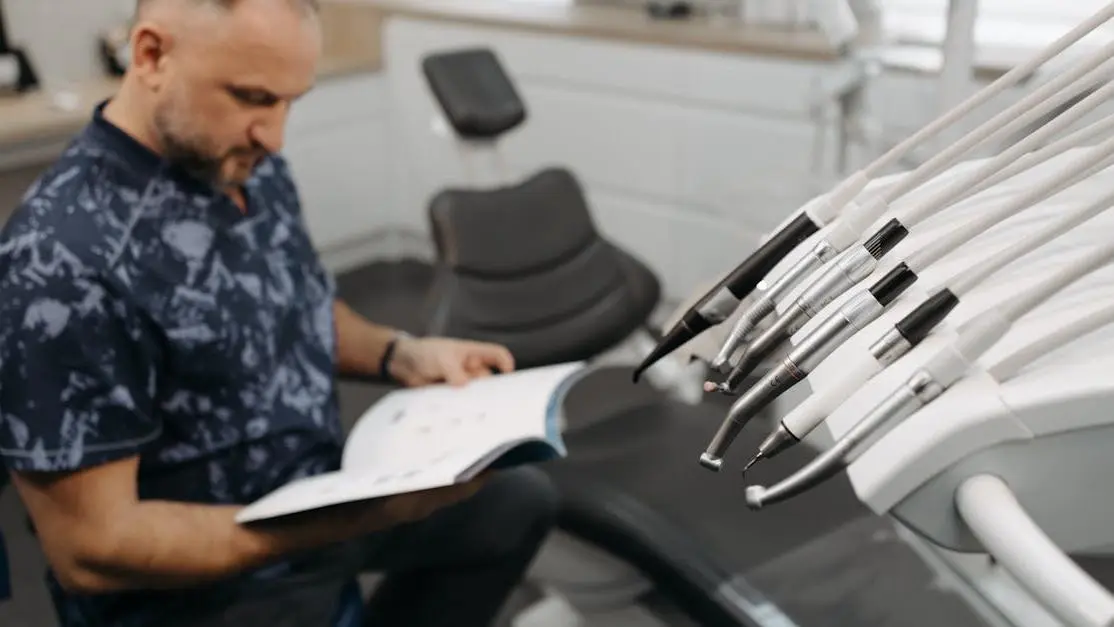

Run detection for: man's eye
[[229, 88, 278, 107]]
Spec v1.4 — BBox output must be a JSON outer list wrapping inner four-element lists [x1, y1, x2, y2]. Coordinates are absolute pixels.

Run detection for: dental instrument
[[632, 1, 1114, 380], [709, 63, 1114, 374], [714, 99, 1114, 396], [698, 146, 1114, 472], [741, 235, 1114, 509], [742, 166, 1114, 473]]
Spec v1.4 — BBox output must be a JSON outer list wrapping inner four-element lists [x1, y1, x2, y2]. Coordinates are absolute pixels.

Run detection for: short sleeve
[[0, 269, 161, 473]]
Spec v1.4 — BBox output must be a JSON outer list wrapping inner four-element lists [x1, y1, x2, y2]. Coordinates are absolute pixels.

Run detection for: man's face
[[144, 1, 320, 188]]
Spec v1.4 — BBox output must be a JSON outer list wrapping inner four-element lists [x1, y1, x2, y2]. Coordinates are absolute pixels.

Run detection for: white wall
[[3, 0, 133, 88]]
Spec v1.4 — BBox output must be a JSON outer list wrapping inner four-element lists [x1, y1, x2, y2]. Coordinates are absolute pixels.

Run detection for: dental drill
[[697, 142, 1114, 472], [708, 69, 1114, 377], [709, 54, 1114, 392], [734, 116, 1114, 464], [631, 1, 1114, 380], [742, 158, 1114, 473], [742, 236, 1114, 509]]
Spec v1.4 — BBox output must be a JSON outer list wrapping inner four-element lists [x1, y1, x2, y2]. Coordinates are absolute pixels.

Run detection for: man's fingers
[[443, 358, 471, 387], [473, 343, 515, 373]]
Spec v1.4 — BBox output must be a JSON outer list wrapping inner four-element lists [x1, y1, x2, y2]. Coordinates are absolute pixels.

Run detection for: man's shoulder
[[2, 139, 151, 278]]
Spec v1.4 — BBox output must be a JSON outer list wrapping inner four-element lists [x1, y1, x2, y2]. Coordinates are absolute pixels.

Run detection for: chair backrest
[[423, 167, 661, 369], [421, 47, 526, 141]]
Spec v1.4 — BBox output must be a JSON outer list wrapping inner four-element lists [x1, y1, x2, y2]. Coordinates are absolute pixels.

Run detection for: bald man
[[0, 1, 559, 626]]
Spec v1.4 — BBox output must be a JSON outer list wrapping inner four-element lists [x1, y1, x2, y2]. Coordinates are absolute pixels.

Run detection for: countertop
[[342, 0, 1016, 77], [339, 0, 846, 62]]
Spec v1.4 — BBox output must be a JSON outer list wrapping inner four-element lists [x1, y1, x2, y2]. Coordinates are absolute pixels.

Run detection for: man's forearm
[[333, 299, 399, 378], [73, 499, 389, 593]]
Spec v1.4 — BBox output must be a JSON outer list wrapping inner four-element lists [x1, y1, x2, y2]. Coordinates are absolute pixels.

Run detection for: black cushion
[[424, 168, 660, 369], [421, 48, 527, 140]]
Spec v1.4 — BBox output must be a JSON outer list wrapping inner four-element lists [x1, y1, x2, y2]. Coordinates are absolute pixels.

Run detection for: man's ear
[[128, 23, 171, 88]]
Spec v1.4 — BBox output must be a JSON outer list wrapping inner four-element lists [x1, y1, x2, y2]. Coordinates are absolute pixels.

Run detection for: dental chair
[[405, 47, 858, 627]]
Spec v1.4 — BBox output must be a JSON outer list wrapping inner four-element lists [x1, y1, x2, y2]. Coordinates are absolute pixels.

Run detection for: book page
[[234, 462, 460, 524], [341, 362, 585, 474]]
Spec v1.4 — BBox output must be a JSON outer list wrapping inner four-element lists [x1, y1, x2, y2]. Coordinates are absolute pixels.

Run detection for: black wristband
[[378, 332, 412, 383]]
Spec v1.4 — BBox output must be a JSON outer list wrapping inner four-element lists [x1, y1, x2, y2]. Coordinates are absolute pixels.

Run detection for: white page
[[234, 459, 462, 523], [341, 362, 585, 474]]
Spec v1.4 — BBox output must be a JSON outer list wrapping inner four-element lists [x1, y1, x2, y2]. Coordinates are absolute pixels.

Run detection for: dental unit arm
[[823, 284, 1114, 627], [632, 1, 1114, 379]]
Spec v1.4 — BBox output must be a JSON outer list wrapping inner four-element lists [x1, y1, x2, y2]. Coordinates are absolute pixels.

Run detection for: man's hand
[[369, 474, 490, 524], [389, 337, 516, 387]]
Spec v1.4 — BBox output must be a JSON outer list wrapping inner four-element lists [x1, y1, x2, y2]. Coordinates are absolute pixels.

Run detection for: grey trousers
[[190, 466, 560, 627]]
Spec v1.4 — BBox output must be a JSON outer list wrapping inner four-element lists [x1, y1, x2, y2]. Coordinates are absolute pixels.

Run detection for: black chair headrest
[[421, 47, 527, 140]]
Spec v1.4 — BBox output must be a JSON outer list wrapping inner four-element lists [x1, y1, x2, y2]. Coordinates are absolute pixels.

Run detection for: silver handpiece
[[715, 244, 880, 393], [744, 367, 945, 510], [711, 238, 841, 371]]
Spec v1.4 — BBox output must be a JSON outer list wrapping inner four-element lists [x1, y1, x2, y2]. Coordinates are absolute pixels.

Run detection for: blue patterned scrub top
[[0, 104, 345, 625]]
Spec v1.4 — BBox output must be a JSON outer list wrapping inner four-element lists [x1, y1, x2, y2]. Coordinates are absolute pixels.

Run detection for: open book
[[236, 361, 589, 523]]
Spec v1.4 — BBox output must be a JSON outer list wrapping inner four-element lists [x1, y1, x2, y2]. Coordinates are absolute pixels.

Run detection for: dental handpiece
[[712, 89, 1114, 395], [632, 3, 1114, 377], [709, 58, 1114, 374], [700, 150, 1114, 471], [744, 236, 1114, 510], [746, 165, 1114, 471]]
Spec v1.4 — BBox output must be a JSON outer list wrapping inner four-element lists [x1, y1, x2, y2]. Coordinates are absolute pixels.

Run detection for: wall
[[3, 0, 133, 89]]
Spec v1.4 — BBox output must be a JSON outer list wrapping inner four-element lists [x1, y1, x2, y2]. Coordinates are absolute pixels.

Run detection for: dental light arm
[[699, 149, 1114, 472], [633, 1, 1114, 379], [747, 160, 1114, 470], [717, 109, 1114, 395], [743, 236, 1114, 509]]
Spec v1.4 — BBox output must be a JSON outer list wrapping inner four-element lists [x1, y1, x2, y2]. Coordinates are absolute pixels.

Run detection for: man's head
[[127, 0, 321, 187]]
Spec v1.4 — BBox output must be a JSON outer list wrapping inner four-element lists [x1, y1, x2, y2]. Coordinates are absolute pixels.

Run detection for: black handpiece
[[895, 288, 960, 345], [719, 220, 910, 392], [868, 262, 918, 307], [632, 213, 819, 382]]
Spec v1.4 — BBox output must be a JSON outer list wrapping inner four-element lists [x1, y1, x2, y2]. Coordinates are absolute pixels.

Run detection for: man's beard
[[153, 106, 263, 188]]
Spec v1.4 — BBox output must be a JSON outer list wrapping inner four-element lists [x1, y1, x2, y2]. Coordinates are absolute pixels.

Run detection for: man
[[0, 0, 559, 625]]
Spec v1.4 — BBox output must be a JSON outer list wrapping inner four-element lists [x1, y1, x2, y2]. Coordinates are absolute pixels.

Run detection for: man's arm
[[0, 272, 479, 594], [333, 299, 403, 379], [10, 456, 483, 594]]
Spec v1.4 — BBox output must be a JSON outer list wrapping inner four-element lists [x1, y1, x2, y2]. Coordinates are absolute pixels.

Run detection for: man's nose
[[250, 105, 289, 154]]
